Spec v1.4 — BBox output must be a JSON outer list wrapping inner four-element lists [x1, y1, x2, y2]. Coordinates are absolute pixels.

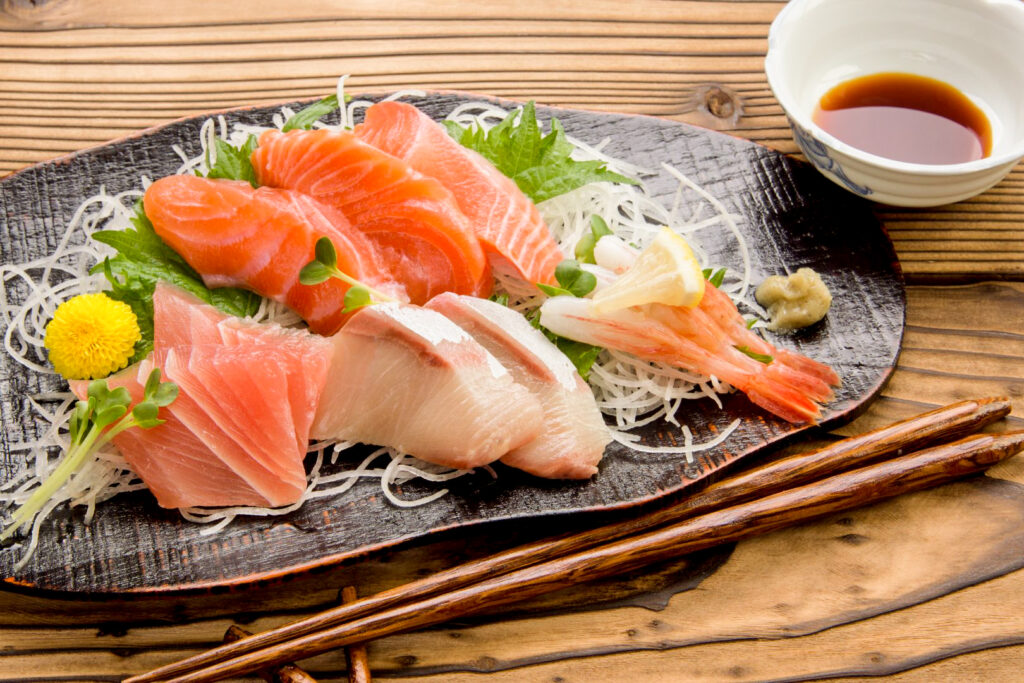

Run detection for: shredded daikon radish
[[2, 80, 764, 568], [448, 99, 759, 463]]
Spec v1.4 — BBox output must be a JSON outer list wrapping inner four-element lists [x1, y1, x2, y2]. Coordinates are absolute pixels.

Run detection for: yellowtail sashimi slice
[[426, 293, 609, 479], [310, 302, 544, 471]]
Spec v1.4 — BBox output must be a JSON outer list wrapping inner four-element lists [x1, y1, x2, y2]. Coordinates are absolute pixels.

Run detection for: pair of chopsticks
[[221, 586, 371, 682], [128, 397, 1022, 683]]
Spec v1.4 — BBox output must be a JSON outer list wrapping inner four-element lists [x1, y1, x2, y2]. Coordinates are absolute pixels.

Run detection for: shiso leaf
[[445, 101, 638, 204], [282, 94, 342, 132], [204, 135, 259, 187]]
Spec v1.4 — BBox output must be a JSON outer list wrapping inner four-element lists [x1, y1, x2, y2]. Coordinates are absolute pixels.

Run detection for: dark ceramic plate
[[0, 93, 904, 594]]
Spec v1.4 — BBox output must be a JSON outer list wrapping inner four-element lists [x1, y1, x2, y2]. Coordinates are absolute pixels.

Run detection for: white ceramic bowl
[[765, 0, 1024, 207]]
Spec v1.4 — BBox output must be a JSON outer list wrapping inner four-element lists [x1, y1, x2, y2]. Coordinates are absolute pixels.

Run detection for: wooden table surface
[[3, 1, 1024, 681]]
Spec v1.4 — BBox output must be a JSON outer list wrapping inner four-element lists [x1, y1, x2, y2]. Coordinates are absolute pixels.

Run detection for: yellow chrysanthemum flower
[[44, 293, 141, 380]]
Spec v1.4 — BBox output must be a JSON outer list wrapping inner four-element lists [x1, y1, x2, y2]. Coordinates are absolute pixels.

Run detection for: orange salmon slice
[[251, 128, 492, 304], [144, 174, 404, 336], [355, 101, 564, 285]]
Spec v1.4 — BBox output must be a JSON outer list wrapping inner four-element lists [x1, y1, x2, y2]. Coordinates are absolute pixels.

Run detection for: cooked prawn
[[539, 287, 839, 424]]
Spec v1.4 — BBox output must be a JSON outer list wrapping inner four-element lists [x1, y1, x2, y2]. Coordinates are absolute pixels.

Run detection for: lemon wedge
[[590, 228, 705, 314]]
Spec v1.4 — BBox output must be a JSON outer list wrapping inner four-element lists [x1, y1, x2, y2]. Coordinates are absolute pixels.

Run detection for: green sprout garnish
[[574, 215, 615, 265], [299, 237, 397, 313], [536, 259, 598, 299], [734, 345, 773, 364], [703, 267, 727, 288], [1, 368, 178, 543]]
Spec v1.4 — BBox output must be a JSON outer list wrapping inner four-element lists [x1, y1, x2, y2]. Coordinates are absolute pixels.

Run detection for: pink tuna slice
[[154, 282, 333, 460], [70, 362, 274, 508], [355, 100, 565, 285], [75, 284, 334, 509], [310, 302, 544, 470], [426, 293, 609, 478]]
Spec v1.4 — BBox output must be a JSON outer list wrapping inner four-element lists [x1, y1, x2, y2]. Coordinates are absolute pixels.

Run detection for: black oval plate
[[0, 93, 904, 594]]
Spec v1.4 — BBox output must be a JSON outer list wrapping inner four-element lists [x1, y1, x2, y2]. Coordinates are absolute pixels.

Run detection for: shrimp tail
[[746, 374, 823, 424]]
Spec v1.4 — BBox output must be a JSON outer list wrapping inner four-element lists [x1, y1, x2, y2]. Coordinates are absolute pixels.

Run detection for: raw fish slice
[[144, 174, 404, 335], [311, 302, 544, 470], [356, 101, 564, 284], [161, 348, 307, 505], [215, 323, 306, 456], [169, 345, 304, 477], [70, 365, 271, 509], [152, 282, 225, 352], [212, 318, 334, 457], [150, 284, 334, 505], [155, 283, 334, 460], [426, 293, 608, 478], [251, 128, 492, 304]]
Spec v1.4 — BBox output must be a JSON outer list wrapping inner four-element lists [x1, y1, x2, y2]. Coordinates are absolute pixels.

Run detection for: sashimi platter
[[0, 83, 904, 592]]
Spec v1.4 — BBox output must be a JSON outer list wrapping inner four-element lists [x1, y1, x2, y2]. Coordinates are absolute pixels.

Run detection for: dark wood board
[[0, 93, 904, 594]]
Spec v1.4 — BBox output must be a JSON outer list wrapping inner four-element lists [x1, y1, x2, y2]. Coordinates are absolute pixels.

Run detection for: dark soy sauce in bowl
[[813, 72, 992, 165]]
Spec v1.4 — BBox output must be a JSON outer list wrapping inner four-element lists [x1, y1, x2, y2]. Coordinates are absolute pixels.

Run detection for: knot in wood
[[3, 0, 73, 25], [693, 84, 744, 130], [705, 87, 736, 119]]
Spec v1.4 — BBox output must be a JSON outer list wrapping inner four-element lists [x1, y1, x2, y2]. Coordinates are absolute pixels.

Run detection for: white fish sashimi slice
[[427, 293, 609, 479], [311, 302, 544, 470]]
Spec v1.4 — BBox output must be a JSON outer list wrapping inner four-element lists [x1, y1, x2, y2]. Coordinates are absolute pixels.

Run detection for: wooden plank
[[0, 0, 784, 28], [4, 477, 1024, 680]]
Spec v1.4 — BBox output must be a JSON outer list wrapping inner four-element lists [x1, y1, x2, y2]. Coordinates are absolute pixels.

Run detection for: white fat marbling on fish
[[377, 303, 509, 379], [457, 296, 580, 391]]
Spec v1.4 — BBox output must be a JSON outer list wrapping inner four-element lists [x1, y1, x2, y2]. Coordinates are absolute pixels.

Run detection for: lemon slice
[[590, 228, 705, 314]]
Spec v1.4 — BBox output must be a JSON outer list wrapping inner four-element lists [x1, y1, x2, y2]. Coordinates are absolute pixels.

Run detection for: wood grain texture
[[1, 1, 1023, 681], [127, 433, 1024, 681], [122, 400, 1012, 682], [1, 0, 1022, 280]]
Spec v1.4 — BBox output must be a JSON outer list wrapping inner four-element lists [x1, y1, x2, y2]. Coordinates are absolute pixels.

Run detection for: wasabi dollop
[[755, 267, 832, 331]]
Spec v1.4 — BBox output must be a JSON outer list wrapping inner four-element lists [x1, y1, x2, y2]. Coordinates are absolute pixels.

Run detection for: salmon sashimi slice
[[426, 293, 609, 479], [355, 101, 565, 285], [251, 128, 492, 304], [144, 174, 404, 335], [70, 364, 271, 509], [311, 302, 544, 470]]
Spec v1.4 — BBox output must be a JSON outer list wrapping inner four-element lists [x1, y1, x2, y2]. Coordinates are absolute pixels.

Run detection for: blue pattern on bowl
[[789, 118, 873, 196]]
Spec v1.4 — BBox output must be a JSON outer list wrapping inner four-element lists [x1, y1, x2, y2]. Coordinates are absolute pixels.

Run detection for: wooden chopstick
[[156, 430, 1024, 681], [222, 625, 317, 683], [128, 397, 1010, 683], [341, 586, 372, 683]]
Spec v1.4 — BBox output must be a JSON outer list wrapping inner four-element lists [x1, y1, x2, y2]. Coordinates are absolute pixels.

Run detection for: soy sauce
[[812, 72, 991, 165]]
